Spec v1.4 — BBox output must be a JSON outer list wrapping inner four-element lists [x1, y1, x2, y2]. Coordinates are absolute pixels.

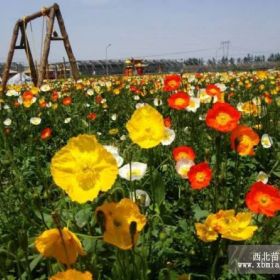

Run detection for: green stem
[[210, 239, 221, 280]]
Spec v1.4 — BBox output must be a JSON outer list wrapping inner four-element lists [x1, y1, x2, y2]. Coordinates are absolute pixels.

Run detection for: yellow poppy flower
[[194, 223, 218, 242], [96, 198, 146, 250], [51, 134, 118, 203], [219, 212, 258, 241], [35, 227, 84, 265], [195, 210, 257, 242], [50, 269, 92, 280], [126, 104, 165, 149]]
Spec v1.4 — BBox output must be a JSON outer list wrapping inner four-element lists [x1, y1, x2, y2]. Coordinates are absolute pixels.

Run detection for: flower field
[[0, 70, 280, 279]]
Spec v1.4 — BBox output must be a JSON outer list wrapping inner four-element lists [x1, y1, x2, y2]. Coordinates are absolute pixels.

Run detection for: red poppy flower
[[164, 116, 172, 128], [22, 91, 33, 101], [41, 128, 52, 140], [87, 112, 97, 120], [206, 102, 240, 133], [95, 95, 103, 104], [51, 91, 59, 102], [188, 162, 212, 189], [173, 146, 196, 161], [62, 96, 72, 106], [163, 74, 181, 91], [206, 84, 221, 96], [230, 125, 259, 156], [168, 92, 190, 110], [245, 182, 280, 217]]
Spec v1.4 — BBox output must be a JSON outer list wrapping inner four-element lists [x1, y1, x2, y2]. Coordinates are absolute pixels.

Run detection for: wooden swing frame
[[1, 3, 79, 91]]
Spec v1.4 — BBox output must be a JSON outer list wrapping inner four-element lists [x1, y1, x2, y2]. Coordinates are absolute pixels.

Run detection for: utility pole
[[220, 40, 230, 59]]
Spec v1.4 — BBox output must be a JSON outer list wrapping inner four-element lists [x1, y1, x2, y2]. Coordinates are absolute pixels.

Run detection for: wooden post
[[1, 21, 20, 91], [55, 5, 79, 80], [20, 25, 38, 85], [37, 7, 56, 87]]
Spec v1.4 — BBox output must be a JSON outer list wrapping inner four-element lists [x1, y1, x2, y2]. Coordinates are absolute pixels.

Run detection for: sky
[[0, 0, 280, 64]]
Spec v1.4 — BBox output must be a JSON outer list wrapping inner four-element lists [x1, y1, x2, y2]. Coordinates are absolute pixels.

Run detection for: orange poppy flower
[[230, 125, 259, 156], [41, 128, 52, 140], [206, 84, 221, 96], [263, 92, 272, 104], [22, 91, 34, 107], [39, 99, 47, 108], [205, 102, 240, 133], [50, 269, 92, 280], [96, 198, 146, 250], [35, 227, 84, 264], [188, 162, 212, 189], [168, 92, 190, 110], [62, 96, 72, 106], [163, 74, 181, 91], [172, 146, 196, 161], [245, 182, 280, 217]]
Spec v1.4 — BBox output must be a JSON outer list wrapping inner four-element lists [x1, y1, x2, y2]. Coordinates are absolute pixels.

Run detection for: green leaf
[[192, 205, 209, 221], [75, 206, 92, 228]]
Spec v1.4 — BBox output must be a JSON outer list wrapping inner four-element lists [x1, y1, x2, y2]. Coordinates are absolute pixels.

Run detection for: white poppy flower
[[104, 145, 124, 167], [120, 135, 126, 141], [30, 117, 41, 125], [3, 118, 12, 126], [237, 102, 243, 112], [175, 159, 194, 179], [188, 75, 196, 83], [64, 117, 71, 123], [6, 89, 19, 97], [186, 97, 200, 112], [130, 189, 151, 207], [40, 84, 51, 92], [261, 134, 273, 148], [135, 102, 145, 109], [161, 128, 176, 146], [111, 113, 117, 121], [134, 95, 140, 101], [256, 171, 269, 184], [153, 97, 163, 107], [198, 89, 212, 103], [119, 162, 147, 181], [86, 89, 94, 96], [215, 83, 226, 92]]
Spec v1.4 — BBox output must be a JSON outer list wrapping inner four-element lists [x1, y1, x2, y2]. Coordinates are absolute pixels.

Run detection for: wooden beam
[[16, 3, 58, 25], [20, 25, 38, 85], [1, 21, 20, 92], [37, 7, 56, 87], [50, 36, 64, 41], [55, 5, 79, 80]]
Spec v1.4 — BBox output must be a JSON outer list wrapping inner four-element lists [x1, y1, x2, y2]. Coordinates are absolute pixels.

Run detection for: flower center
[[259, 195, 270, 206], [174, 98, 186, 106], [76, 164, 98, 190], [216, 112, 231, 125], [168, 80, 178, 88], [196, 172, 206, 182], [127, 169, 142, 178]]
